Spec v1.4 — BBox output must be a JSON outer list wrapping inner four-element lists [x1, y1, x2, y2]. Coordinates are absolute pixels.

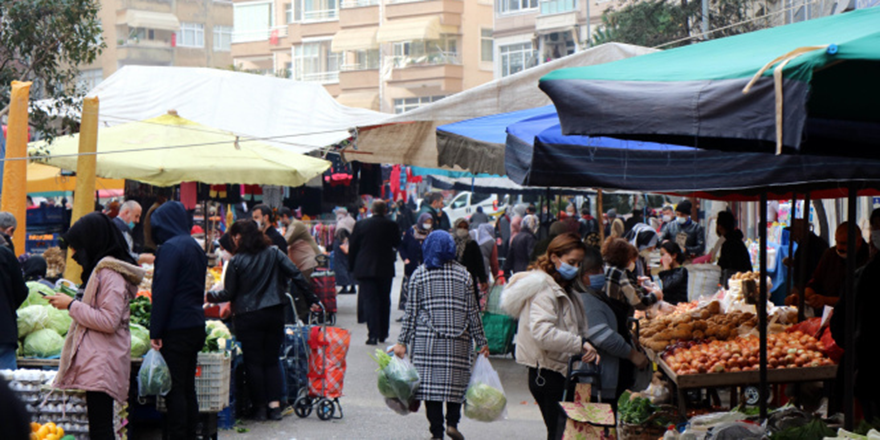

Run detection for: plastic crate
[[158, 352, 232, 413], [26, 206, 64, 225]]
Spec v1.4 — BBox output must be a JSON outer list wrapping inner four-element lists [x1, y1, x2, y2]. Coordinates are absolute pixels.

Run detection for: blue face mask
[[557, 262, 578, 280], [128, 221, 136, 230], [589, 273, 606, 290]]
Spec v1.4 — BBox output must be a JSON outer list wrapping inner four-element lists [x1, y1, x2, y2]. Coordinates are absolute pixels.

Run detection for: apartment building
[[78, 0, 234, 92], [492, 0, 618, 78], [230, 0, 494, 112]]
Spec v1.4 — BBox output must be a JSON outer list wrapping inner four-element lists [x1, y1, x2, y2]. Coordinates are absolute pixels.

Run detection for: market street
[[223, 259, 546, 440]]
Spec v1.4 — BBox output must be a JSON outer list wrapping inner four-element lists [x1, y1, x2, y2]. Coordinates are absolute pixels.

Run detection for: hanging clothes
[[262, 185, 283, 208], [180, 182, 198, 210]]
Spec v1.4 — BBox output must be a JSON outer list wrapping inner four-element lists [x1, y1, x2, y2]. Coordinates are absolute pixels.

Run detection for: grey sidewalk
[[223, 260, 546, 440]]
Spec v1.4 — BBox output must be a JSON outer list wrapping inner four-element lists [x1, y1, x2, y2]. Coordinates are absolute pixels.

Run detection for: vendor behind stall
[[786, 222, 868, 315], [715, 211, 753, 287], [660, 200, 705, 259], [783, 218, 829, 293]]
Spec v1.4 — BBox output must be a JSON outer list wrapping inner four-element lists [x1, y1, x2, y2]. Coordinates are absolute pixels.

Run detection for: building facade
[[79, 0, 234, 92], [230, 0, 494, 112]]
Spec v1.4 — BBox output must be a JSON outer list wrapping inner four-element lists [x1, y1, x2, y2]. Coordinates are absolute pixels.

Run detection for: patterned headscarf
[[422, 231, 456, 269], [522, 214, 539, 235]]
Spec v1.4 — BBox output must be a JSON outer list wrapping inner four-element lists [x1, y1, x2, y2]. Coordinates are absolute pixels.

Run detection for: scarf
[[413, 212, 433, 241], [477, 223, 495, 246], [522, 214, 539, 235], [62, 212, 137, 286], [453, 218, 471, 260], [422, 231, 456, 269]]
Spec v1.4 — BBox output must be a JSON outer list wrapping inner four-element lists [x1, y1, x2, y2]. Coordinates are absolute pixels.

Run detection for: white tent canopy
[[84, 66, 391, 155], [351, 43, 657, 171]]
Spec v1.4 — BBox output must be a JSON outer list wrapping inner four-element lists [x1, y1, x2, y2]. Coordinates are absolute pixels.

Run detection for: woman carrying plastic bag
[[464, 356, 508, 422], [393, 231, 489, 440], [371, 349, 421, 415]]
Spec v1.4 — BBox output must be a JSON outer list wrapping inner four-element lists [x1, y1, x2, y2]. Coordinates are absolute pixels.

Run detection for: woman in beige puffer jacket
[[501, 233, 599, 440]]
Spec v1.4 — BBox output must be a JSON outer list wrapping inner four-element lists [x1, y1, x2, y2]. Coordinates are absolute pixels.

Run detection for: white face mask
[[873, 230, 880, 251], [662, 215, 673, 223], [456, 228, 469, 239], [422, 223, 432, 230], [676, 216, 688, 224]]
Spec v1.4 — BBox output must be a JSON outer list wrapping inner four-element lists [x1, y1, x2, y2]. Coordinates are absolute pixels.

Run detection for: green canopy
[[540, 8, 880, 157]]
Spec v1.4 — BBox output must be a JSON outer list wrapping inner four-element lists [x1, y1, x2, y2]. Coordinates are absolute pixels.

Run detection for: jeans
[[358, 277, 392, 341], [161, 326, 206, 440], [425, 401, 462, 439], [0, 343, 17, 370], [528, 367, 572, 440], [86, 391, 115, 440], [235, 305, 285, 406]]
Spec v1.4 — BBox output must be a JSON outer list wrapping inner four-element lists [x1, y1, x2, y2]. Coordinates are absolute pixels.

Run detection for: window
[[78, 69, 103, 93], [296, 0, 339, 22], [233, 2, 273, 43], [213, 26, 233, 51], [392, 37, 459, 67], [499, 42, 533, 77], [497, 0, 538, 14], [481, 29, 493, 62], [342, 49, 380, 70], [178, 22, 205, 48], [292, 40, 340, 82], [285, 2, 294, 23], [451, 194, 469, 209], [540, 0, 576, 14], [393, 95, 446, 114]]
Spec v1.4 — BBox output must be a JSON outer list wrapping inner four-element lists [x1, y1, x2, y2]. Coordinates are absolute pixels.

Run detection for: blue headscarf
[[422, 230, 456, 270]]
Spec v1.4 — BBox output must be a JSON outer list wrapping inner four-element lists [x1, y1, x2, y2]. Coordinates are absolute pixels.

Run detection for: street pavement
[[224, 260, 547, 440]]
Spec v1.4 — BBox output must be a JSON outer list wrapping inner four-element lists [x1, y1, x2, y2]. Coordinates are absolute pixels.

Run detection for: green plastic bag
[[481, 312, 516, 355]]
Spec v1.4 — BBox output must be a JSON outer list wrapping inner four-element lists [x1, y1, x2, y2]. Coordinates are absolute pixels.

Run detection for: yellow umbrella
[[26, 162, 124, 194], [29, 111, 331, 187]]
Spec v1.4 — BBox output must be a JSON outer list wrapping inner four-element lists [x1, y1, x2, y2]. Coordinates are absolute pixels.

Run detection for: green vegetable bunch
[[130, 296, 151, 328], [770, 419, 835, 440], [370, 349, 420, 405], [618, 391, 662, 425], [202, 320, 232, 353], [464, 382, 507, 422]]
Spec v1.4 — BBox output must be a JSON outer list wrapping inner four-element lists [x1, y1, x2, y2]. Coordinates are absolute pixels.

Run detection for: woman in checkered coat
[[394, 231, 490, 440]]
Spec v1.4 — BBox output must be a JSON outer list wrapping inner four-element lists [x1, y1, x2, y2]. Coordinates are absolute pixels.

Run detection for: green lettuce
[[464, 382, 507, 422], [22, 329, 64, 358]]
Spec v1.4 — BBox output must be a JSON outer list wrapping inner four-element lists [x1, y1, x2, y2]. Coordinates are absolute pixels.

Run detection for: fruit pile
[[662, 331, 834, 375], [30, 422, 71, 440]]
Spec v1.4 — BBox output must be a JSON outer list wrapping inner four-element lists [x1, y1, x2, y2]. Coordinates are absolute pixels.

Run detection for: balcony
[[341, 0, 379, 7], [340, 4, 379, 26], [389, 62, 462, 92], [539, 0, 577, 15], [385, 0, 463, 20], [117, 41, 174, 64], [391, 51, 459, 68], [339, 68, 379, 90], [535, 9, 577, 32]]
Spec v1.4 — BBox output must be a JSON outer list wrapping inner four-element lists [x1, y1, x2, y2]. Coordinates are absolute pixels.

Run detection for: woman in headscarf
[[452, 218, 488, 304], [476, 223, 501, 285], [46, 213, 145, 440], [333, 228, 356, 294], [504, 214, 539, 277], [624, 222, 659, 278], [397, 213, 433, 311], [394, 231, 489, 440]]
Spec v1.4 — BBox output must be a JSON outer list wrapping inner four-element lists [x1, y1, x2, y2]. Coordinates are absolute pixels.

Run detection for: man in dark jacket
[[149, 201, 208, 440], [659, 200, 705, 258], [252, 204, 288, 253], [0, 245, 27, 369], [496, 211, 512, 263], [418, 192, 451, 232], [794, 222, 868, 316], [349, 200, 400, 345], [715, 211, 753, 286], [783, 218, 829, 291], [0, 212, 18, 257], [579, 207, 600, 239], [469, 206, 490, 229]]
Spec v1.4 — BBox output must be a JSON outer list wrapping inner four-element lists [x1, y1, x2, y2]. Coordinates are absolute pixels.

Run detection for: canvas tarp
[[351, 43, 656, 173], [84, 66, 390, 155]]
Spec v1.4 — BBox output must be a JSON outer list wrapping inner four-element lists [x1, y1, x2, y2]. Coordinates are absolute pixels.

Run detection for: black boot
[[268, 406, 283, 421]]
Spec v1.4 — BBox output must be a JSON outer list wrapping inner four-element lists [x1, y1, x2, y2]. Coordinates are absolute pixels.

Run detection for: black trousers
[[161, 326, 206, 440], [86, 391, 115, 440], [424, 401, 462, 439], [235, 305, 285, 406], [528, 367, 572, 440], [358, 277, 392, 341]]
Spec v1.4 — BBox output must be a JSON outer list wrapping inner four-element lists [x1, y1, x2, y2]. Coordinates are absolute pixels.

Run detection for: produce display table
[[647, 350, 838, 416], [17, 357, 143, 368]]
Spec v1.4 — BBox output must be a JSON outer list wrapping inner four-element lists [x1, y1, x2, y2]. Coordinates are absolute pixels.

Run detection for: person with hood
[[0, 245, 27, 370], [336, 207, 356, 234], [452, 218, 488, 303], [393, 231, 489, 440], [149, 202, 209, 439], [45, 213, 145, 440], [397, 213, 433, 311], [284, 215, 321, 279], [476, 223, 501, 285], [396, 199, 416, 236], [503, 214, 538, 277], [659, 200, 705, 258], [575, 246, 649, 406], [469, 206, 490, 229], [207, 220, 321, 421], [0, 211, 18, 256], [715, 211, 753, 286], [500, 233, 598, 440]]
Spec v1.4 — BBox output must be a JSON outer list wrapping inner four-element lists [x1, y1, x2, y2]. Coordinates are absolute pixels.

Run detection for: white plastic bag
[[464, 356, 508, 422], [138, 349, 172, 397]]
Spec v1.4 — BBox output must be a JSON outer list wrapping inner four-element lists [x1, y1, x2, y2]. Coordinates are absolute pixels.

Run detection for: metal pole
[[759, 192, 769, 420], [786, 194, 796, 310], [844, 185, 857, 430], [598, 189, 605, 243], [701, 0, 709, 37], [797, 191, 811, 322]]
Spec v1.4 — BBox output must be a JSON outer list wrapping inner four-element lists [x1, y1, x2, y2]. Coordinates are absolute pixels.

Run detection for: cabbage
[[131, 334, 148, 358], [206, 320, 231, 339], [464, 382, 507, 422], [22, 282, 53, 308], [22, 329, 64, 358], [130, 323, 150, 343], [46, 307, 72, 336], [17, 305, 51, 337]]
